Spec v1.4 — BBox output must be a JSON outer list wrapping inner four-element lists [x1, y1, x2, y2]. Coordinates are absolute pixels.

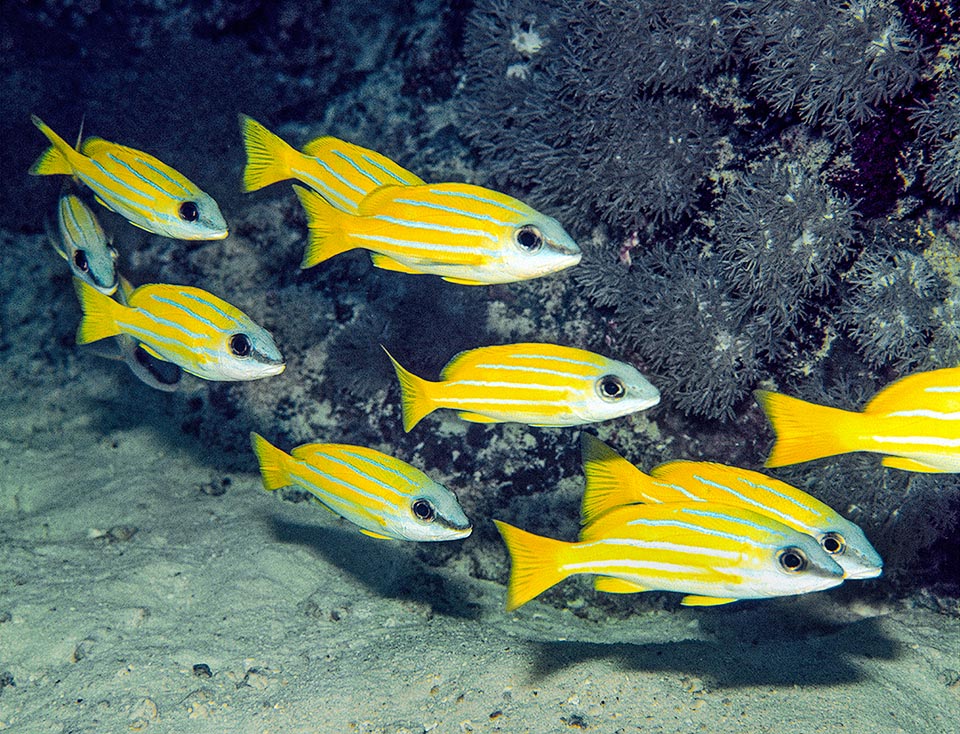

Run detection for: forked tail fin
[[381, 346, 437, 432], [249, 432, 293, 491], [493, 520, 570, 611], [755, 390, 859, 467], [239, 114, 302, 192]]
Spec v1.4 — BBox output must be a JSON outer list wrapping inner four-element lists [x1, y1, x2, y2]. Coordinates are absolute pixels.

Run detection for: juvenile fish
[[30, 116, 227, 240], [495, 502, 844, 610], [73, 278, 284, 381], [756, 367, 960, 473], [293, 182, 582, 285], [239, 114, 424, 212], [51, 193, 119, 295], [580, 435, 882, 580], [384, 343, 660, 431], [250, 433, 472, 542]]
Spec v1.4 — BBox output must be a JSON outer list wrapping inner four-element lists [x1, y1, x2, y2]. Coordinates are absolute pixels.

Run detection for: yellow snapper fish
[[579, 435, 882, 580], [72, 278, 284, 381], [239, 114, 424, 213], [30, 115, 228, 240], [51, 193, 119, 295], [250, 433, 472, 541], [292, 182, 582, 285], [494, 502, 844, 610], [756, 366, 960, 473], [383, 343, 660, 432]]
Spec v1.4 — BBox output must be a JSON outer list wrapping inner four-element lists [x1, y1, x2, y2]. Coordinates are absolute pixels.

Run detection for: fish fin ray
[[250, 432, 292, 491], [580, 434, 647, 525], [382, 346, 436, 432], [881, 456, 946, 473], [239, 114, 298, 192], [292, 185, 355, 268], [72, 277, 123, 344], [755, 389, 858, 468], [494, 520, 569, 611], [29, 116, 77, 176]]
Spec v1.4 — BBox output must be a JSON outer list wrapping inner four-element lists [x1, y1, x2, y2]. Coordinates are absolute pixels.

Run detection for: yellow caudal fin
[[29, 115, 78, 176], [754, 390, 859, 468], [381, 346, 437, 432], [239, 114, 300, 192], [249, 432, 293, 491], [292, 185, 356, 268], [580, 434, 645, 525], [72, 278, 123, 344], [493, 520, 570, 611]]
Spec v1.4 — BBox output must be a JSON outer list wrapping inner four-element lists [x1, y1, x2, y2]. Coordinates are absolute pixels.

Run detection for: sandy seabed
[[0, 363, 958, 734]]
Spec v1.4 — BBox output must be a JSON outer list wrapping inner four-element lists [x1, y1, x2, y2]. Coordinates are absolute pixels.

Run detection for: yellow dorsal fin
[[79, 137, 113, 156]]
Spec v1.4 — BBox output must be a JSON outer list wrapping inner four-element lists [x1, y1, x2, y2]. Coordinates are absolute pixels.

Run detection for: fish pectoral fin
[[680, 595, 738, 607], [881, 456, 946, 473], [369, 253, 423, 274], [359, 528, 394, 540], [456, 411, 501, 424], [594, 577, 649, 594]]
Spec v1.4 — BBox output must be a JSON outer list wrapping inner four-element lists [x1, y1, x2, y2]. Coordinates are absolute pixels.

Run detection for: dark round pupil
[[179, 201, 199, 222], [516, 226, 542, 250], [74, 250, 89, 272], [601, 376, 625, 398], [781, 551, 804, 571], [411, 499, 435, 521], [230, 333, 252, 357], [822, 534, 843, 554]]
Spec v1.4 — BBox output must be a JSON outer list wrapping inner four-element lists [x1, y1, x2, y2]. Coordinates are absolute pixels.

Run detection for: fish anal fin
[[881, 456, 946, 473], [359, 529, 394, 540], [457, 411, 501, 424], [441, 276, 489, 286], [370, 253, 422, 274], [594, 577, 648, 594], [680, 595, 738, 607]]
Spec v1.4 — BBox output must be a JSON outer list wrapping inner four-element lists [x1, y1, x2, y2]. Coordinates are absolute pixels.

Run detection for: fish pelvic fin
[[755, 389, 858, 468], [72, 277, 123, 344], [580, 434, 645, 525], [493, 520, 569, 611], [249, 432, 292, 491], [239, 114, 299, 192], [29, 115, 78, 176], [381, 346, 436, 432], [292, 185, 355, 268]]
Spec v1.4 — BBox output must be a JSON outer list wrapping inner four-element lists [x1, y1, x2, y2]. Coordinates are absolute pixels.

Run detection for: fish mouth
[[439, 519, 473, 539], [843, 565, 883, 580]]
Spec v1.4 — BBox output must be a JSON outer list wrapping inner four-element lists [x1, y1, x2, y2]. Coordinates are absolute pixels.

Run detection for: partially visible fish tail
[[381, 346, 436, 432], [29, 115, 76, 176], [72, 277, 123, 344], [292, 185, 355, 268], [493, 520, 569, 611], [580, 434, 640, 524], [239, 114, 299, 192], [249, 432, 292, 491], [755, 390, 857, 468]]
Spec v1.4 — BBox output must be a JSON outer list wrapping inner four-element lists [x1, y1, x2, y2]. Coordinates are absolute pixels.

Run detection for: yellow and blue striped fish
[[579, 435, 883, 580], [239, 114, 424, 213], [495, 502, 844, 610], [250, 433, 472, 541], [293, 182, 582, 285], [72, 278, 284, 381], [756, 367, 960, 473], [30, 116, 227, 240], [51, 193, 119, 295], [384, 343, 660, 431]]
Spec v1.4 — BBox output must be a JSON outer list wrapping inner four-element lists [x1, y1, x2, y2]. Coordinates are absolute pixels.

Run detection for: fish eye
[[229, 333, 252, 357], [73, 250, 89, 272], [596, 375, 626, 401], [515, 225, 543, 252], [411, 499, 435, 522], [179, 201, 200, 222], [820, 532, 846, 556], [778, 547, 808, 573]]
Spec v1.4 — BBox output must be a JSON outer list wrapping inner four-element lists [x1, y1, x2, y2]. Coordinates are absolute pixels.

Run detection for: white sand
[[1, 370, 958, 734]]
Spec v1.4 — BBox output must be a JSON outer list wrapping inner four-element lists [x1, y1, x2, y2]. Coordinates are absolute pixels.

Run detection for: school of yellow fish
[[28, 112, 959, 612]]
